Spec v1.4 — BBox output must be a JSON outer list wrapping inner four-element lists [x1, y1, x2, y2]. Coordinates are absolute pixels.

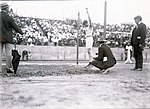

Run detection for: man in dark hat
[[0, 3, 23, 73], [131, 15, 147, 71], [85, 39, 116, 74]]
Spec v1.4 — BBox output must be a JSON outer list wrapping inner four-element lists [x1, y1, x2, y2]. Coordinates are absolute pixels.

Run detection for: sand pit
[[0, 62, 150, 109]]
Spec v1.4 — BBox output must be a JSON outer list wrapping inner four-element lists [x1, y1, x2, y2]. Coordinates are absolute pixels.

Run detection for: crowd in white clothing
[[11, 10, 150, 48]]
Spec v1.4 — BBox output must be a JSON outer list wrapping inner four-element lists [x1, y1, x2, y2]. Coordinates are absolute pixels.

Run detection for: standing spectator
[[124, 41, 133, 64], [22, 48, 28, 61], [83, 8, 93, 63], [131, 15, 147, 71], [0, 3, 23, 73]]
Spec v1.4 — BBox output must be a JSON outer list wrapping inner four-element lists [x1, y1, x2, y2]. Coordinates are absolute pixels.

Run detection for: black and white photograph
[[0, 0, 150, 108]]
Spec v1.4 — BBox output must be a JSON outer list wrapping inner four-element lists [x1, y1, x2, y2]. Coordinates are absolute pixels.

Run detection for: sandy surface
[[0, 62, 150, 109]]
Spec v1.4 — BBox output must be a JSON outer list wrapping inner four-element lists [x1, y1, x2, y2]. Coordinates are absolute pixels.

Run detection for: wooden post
[[76, 12, 80, 65], [0, 43, 2, 73], [145, 52, 147, 61], [103, 0, 107, 40]]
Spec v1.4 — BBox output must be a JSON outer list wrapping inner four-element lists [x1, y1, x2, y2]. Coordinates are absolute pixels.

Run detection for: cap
[[0, 3, 9, 10], [134, 15, 142, 21]]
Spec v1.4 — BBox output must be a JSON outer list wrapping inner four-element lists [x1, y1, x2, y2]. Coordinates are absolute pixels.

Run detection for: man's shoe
[[6, 68, 14, 73], [135, 68, 142, 71], [131, 68, 137, 70], [102, 68, 110, 74]]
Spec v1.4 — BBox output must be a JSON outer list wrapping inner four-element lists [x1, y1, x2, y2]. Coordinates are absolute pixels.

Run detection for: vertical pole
[[0, 43, 2, 73], [145, 52, 147, 61], [103, 0, 107, 40], [77, 12, 80, 65]]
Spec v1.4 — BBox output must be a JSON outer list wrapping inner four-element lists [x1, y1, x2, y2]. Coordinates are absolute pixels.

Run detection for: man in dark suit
[[0, 3, 23, 73], [131, 15, 147, 71], [85, 40, 116, 74]]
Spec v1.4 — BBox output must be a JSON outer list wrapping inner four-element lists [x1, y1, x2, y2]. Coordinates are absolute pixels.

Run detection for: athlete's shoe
[[102, 68, 110, 74]]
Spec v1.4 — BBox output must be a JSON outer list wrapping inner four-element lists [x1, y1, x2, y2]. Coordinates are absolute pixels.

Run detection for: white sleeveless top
[[85, 27, 93, 48], [85, 27, 93, 37]]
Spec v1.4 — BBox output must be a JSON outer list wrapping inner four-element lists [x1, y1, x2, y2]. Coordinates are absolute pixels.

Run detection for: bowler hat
[[134, 15, 142, 21], [0, 3, 9, 9], [97, 38, 107, 43]]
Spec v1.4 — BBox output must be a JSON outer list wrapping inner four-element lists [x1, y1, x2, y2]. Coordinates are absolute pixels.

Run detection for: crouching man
[[85, 39, 116, 74]]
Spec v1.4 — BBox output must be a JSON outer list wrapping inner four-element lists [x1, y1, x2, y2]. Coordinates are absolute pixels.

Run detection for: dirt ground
[[0, 61, 150, 109]]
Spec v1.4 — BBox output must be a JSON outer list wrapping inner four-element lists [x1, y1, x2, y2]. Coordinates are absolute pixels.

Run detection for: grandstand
[[10, 8, 150, 48], [3, 8, 148, 61]]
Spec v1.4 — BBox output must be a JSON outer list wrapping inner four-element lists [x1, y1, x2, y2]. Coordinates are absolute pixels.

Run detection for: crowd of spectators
[[10, 9, 150, 48]]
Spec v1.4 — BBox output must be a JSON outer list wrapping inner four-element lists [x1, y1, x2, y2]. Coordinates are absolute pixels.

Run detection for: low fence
[[2, 45, 150, 61]]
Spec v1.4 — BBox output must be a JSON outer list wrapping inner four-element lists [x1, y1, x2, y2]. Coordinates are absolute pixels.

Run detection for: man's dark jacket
[[92, 44, 116, 70], [131, 22, 146, 46], [0, 11, 23, 44]]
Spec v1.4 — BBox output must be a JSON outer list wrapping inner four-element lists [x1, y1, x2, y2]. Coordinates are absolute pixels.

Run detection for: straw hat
[[0, 3, 9, 10]]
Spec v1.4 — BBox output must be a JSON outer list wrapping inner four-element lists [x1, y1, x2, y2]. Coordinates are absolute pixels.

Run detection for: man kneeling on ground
[[85, 39, 116, 74]]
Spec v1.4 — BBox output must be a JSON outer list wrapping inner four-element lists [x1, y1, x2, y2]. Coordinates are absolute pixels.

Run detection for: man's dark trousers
[[133, 45, 143, 69]]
